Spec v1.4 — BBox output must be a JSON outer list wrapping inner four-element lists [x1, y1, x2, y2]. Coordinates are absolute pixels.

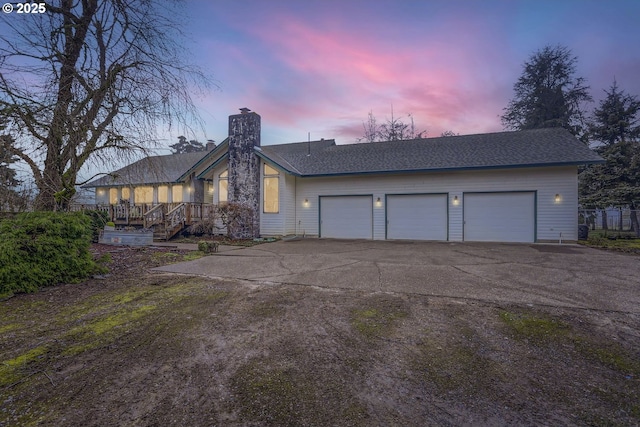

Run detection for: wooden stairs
[[144, 203, 188, 241]]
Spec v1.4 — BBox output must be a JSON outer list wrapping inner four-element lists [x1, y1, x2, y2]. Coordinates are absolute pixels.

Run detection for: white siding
[[292, 166, 579, 242], [284, 174, 297, 235]]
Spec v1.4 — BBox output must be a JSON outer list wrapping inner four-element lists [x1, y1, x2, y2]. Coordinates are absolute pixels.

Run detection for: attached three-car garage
[[318, 191, 536, 243]]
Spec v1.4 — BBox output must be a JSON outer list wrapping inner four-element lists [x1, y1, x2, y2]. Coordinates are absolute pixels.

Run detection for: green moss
[[412, 336, 505, 394], [574, 338, 640, 375], [251, 302, 285, 318], [499, 310, 570, 342], [0, 346, 48, 386], [351, 306, 407, 339], [182, 251, 206, 261], [0, 323, 21, 334], [89, 305, 156, 335]]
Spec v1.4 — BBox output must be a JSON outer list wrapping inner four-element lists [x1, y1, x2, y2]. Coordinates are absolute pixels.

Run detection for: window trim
[[218, 169, 228, 204], [263, 164, 279, 214]]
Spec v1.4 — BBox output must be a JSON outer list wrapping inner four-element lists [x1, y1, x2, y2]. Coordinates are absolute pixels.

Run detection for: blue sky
[[171, 0, 640, 150]]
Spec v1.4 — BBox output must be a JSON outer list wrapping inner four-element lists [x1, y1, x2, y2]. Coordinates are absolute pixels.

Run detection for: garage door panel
[[387, 194, 447, 240], [464, 192, 535, 243], [320, 196, 372, 239]]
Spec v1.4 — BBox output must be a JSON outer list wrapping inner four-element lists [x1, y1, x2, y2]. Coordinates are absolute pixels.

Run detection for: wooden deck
[[71, 203, 218, 240]]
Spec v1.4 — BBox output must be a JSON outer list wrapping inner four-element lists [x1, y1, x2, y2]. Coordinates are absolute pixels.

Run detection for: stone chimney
[[227, 108, 261, 239]]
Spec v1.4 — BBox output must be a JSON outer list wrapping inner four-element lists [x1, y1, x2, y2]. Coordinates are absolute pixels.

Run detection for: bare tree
[[0, 0, 211, 210], [440, 130, 459, 137], [359, 108, 427, 142]]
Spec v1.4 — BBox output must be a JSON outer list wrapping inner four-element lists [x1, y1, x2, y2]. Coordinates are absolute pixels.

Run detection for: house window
[[109, 188, 118, 204], [205, 182, 214, 204], [157, 185, 169, 203], [218, 169, 228, 204], [134, 186, 153, 204], [263, 164, 279, 213], [121, 187, 131, 202], [172, 185, 183, 203]]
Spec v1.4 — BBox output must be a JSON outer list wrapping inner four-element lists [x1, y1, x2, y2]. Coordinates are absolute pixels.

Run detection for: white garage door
[[320, 196, 373, 239], [387, 194, 448, 240], [464, 192, 535, 243]]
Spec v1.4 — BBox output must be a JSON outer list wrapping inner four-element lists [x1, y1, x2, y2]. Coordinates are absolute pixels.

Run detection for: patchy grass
[[172, 235, 273, 247], [151, 250, 207, 263], [501, 308, 640, 376], [579, 231, 640, 252], [229, 358, 369, 427], [499, 310, 570, 343], [413, 336, 505, 394], [574, 338, 640, 376], [350, 296, 408, 339], [0, 346, 48, 387], [1, 245, 639, 426], [231, 361, 317, 426]]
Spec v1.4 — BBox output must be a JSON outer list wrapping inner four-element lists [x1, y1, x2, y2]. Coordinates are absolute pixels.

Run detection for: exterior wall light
[[452, 195, 459, 206], [375, 197, 382, 207], [554, 193, 561, 203], [303, 198, 309, 207]]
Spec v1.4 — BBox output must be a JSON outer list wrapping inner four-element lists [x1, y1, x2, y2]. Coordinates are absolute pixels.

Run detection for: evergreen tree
[[501, 45, 592, 138], [170, 136, 206, 154], [579, 82, 640, 234], [589, 80, 640, 146]]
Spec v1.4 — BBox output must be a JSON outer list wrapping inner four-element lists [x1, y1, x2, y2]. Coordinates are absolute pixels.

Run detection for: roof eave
[[254, 149, 303, 176], [294, 160, 604, 178], [196, 153, 230, 179], [176, 138, 229, 182]]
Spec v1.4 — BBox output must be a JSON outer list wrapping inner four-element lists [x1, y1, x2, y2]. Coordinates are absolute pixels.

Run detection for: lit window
[[109, 188, 118, 204], [157, 185, 169, 203], [218, 169, 228, 204], [263, 164, 279, 213], [134, 186, 153, 204], [121, 187, 130, 201], [172, 185, 183, 203]]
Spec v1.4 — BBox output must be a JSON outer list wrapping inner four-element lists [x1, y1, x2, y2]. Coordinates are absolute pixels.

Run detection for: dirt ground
[[1, 243, 639, 426]]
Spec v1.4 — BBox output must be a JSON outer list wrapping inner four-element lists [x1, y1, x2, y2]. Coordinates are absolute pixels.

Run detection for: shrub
[[0, 211, 103, 298], [83, 210, 110, 242], [198, 241, 218, 253]]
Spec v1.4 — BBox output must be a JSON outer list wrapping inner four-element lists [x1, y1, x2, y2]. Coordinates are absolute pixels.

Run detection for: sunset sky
[[175, 0, 640, 149]]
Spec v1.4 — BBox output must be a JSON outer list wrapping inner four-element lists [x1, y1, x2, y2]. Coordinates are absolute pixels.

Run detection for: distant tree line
[[501, 45, 640, 234]]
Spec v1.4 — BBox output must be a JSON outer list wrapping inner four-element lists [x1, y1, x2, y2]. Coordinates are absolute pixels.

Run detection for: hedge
[[0, 211, 103, 298]]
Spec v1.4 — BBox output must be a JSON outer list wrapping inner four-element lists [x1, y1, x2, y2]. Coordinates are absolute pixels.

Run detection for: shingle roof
[[83, 150, 209, 188], [257, 128, 603, 176]]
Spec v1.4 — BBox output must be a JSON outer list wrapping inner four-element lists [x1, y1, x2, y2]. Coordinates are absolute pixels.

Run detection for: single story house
[[84, 108, 603, 243]]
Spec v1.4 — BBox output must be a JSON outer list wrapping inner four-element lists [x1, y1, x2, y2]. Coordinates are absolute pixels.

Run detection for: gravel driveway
[[154, 239, 640, 313]]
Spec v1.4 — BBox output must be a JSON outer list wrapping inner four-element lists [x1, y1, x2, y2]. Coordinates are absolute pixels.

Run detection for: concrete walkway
[[152, 239, 640, 313]]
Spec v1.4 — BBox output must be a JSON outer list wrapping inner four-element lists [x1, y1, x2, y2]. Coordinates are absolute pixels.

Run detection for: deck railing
[[71, 203, 216, 226]]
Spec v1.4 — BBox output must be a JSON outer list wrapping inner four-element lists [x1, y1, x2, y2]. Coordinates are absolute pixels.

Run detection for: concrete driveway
[[153, 239, 640, 313]]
